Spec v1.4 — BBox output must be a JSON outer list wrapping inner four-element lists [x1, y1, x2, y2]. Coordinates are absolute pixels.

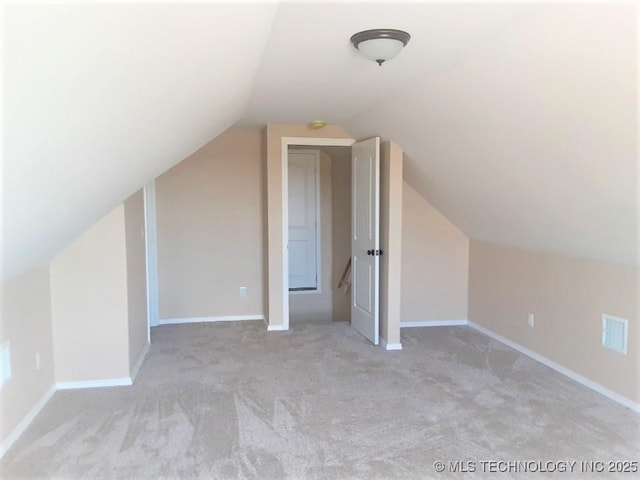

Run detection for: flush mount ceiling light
[[350, 28, 411, 66], [309, 120, 327, 129]]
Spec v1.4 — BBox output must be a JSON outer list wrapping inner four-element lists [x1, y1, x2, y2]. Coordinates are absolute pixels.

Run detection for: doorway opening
[[279, 137, 354, 333], [287, 145, 353, 326], [279, 136, 384, 346]]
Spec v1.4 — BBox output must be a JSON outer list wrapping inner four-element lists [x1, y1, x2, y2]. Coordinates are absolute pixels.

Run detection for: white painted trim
[[130, 342, 150, 382], [401, 320, 468, 328], [373, 137, 381, 346], [282, 137, 290, 332], [143, 181, 160, 335], [280, 136, 356, 332], [0, 384, 55, 459], [56, 377, 132, 390], [157, 315, 265, 326], [284, 137, 356, 147], [380, 337, 403, 351], [467, 321, 640, 413], [267, 324, 288, 332], [401, 319, 640, 412], [310, 148, 321, 294]]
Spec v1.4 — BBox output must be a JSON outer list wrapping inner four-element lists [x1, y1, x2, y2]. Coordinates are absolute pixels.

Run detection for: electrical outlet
[[239, 287, 247, 297], [35, 351, 41, 370], [528, 313, 535, 328]]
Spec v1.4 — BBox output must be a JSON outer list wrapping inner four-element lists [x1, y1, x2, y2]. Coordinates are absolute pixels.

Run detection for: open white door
[[351, 137, 380, 345]]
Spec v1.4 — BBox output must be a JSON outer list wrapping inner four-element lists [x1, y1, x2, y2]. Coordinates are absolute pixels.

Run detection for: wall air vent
[[601, 315, 628, 354], [0, 341, 11, 388]]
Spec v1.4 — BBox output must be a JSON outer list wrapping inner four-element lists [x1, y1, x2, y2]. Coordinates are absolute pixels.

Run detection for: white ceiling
[[344, 3, 639, 266], [2, 1, 638, 280], [3, 2, 276, 279], [244, 2, 530, 125]]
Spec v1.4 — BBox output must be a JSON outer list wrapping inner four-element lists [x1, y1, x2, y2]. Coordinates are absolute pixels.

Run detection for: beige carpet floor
[[1, 321, 638, 479]]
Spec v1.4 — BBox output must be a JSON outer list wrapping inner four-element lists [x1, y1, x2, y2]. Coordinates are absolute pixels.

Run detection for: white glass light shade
[[350, 29, 410, 66], [356, 38, 405, 65]]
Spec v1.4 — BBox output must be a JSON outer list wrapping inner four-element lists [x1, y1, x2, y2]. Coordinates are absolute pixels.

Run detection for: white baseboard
[[467, 321, 640, 413], [3, 345, 150, 458], [380, 337, 403, 351], [267, 324, 288, 331], [401, 320, 468, 328], [158, 314, 265, 325], [0, 384, 55, 459], [130, 342, 150, 382], [56, 377, 132, 390], [2, 344, 150, 458]]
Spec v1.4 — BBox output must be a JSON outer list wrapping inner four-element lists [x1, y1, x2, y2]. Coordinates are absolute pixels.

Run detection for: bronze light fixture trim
[[350, 29, 411, 66]]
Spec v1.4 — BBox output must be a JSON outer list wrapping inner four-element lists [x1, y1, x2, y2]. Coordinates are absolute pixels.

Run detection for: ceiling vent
[[601, 314, 628, 354]]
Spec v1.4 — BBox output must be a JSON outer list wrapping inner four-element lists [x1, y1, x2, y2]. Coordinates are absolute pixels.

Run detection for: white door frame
[[143, 181, 160, 341], [280, 137, 355, 330], [288, 149, 322, 294]]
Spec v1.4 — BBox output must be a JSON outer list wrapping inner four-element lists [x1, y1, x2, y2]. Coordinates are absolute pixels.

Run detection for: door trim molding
[[143, 182, 160, 339], [280, 137, 355, 331]]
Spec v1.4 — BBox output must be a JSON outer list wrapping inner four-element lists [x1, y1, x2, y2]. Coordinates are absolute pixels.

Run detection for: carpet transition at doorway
[[1, 321, 638, 479]]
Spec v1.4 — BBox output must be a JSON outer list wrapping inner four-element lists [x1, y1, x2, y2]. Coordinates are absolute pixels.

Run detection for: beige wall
[[265, 124, 353, 328], [289, 150, 333, 322], [124, 190, 148, 371], [380, 142, 403, 346], [50, 206, 130, 383], [0, 267, 55, 448], [469, 240, 639, 403], [1, 198, 148, 451], [156, 126, 265, 320], [401, 183, 469, 323], [329, 148, 352, 323]]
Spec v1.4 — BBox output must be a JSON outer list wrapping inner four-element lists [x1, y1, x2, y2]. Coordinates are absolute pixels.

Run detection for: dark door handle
[[367, 249, 384, 256], [367, 249, 375, 256]]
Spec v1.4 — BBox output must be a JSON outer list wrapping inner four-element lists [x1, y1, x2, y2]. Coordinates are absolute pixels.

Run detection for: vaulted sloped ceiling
[[244, 2, 529, 125], [343, 3, 638, 266], [244, 1, 637, 266], [3, 2, 638, 280], [3, 3, 277, 280]]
